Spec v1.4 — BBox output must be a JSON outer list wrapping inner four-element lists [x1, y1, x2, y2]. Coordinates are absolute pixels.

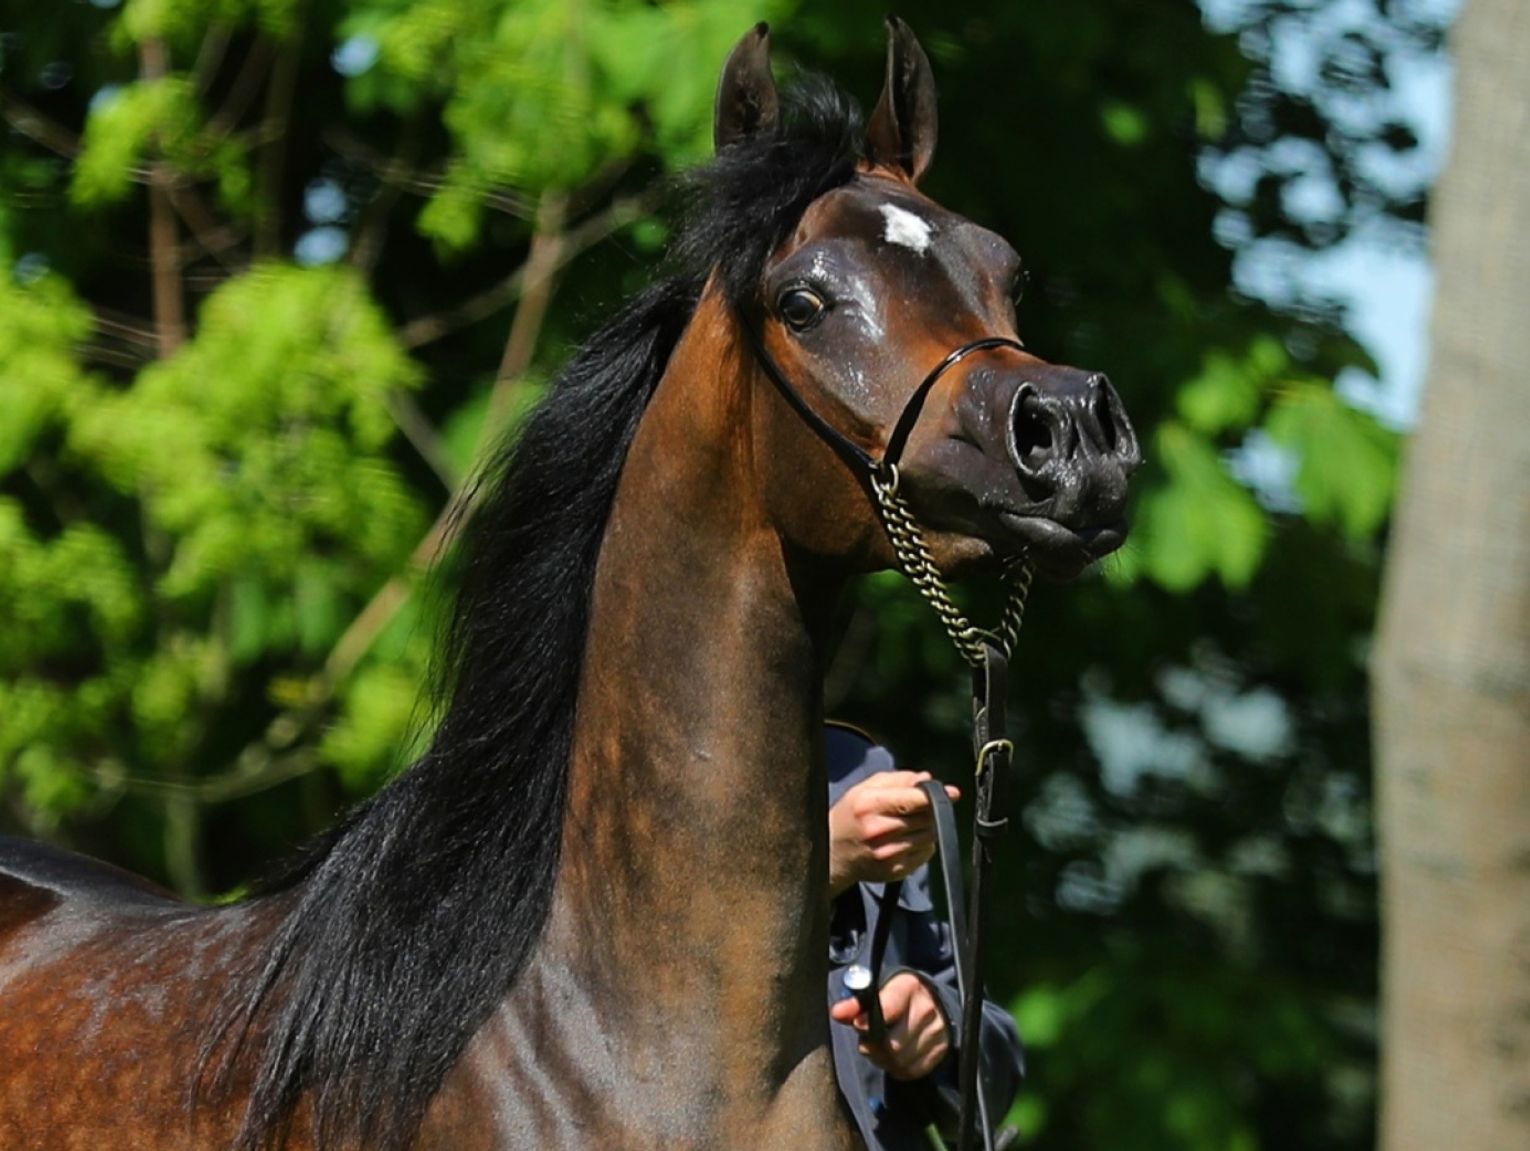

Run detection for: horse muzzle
[[933, 358, 1143, 578], [1009, 366, 1139, 519]]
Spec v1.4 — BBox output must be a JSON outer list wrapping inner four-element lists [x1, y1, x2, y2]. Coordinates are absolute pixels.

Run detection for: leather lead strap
[[958, 643, 1009, 1151], [860, 645, 1011, 1151], [863, 877, 902, 1048]]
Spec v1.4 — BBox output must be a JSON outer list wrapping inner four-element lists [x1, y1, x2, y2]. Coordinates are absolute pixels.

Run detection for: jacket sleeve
[[884, 859, 1024, 1140]]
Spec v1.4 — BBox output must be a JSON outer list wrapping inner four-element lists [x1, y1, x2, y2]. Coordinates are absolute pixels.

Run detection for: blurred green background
[[0, 1, 1452, 1148]]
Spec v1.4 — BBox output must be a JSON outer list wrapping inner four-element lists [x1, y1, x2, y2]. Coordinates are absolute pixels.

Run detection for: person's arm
[[829, 967, 954, 1079], [824, 758, 1024, 1126], [827, 769, 957, 898], [827, 769, 961, 1081], [892, 864, 1024, 1136]]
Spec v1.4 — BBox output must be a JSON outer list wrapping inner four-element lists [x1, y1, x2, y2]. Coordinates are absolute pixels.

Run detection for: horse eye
[[1010, 268, 1031, 307], [777, 287, 827, 332]]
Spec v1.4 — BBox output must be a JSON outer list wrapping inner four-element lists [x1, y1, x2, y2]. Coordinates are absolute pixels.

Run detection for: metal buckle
[[974, 738, 1014, 779]]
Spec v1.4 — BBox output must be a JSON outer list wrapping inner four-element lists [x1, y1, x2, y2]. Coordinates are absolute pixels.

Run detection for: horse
[[0, 20, 1139, 1151]]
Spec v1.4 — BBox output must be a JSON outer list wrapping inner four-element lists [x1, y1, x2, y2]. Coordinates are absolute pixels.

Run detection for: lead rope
[[862, 464, 1031, 1151]]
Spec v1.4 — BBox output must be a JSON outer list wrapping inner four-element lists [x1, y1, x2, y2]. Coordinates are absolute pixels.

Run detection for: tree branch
[[140, 39, 186, 356], [92, 747, 320, 805], [80, 343, 153, 371], [167, 181, 246, 269], [192, 21, 234, 96], [0, 86, 80, 157], [92, 307, 159, 350], [163, 785, 205, 897], [388, 389, 458, 490], [253, 24, 302, 258], [322, 126, 532, 219], [346, 116, 423, 274], [397, 192, 652, 349], [487, 193, 566, 430], [206, 36, 274, 138]]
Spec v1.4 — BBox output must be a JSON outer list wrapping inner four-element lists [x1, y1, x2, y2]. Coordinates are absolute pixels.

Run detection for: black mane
[[206, 75, 862, 1151]]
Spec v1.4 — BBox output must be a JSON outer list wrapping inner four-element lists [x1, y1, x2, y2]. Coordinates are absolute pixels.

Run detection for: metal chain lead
[[872, 466, 1034, 667]]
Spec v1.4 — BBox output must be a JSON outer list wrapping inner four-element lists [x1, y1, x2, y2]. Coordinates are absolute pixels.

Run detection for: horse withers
[[0, 20, 1138, 1151]]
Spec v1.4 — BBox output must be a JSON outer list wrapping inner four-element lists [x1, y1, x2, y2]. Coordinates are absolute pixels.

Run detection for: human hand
[[829, 971, 952, 1080], [828, 771, 960, 897]]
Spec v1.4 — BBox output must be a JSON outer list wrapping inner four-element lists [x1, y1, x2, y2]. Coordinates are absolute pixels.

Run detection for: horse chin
[[918, 515, 1124, 582], [905, 510, 1127, 581], [993, 512, 1129, 581]]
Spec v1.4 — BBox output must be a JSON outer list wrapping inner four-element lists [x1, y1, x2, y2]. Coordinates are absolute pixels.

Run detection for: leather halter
[[740, 307, 1023, 1151], [739, 311, 1024, 487]]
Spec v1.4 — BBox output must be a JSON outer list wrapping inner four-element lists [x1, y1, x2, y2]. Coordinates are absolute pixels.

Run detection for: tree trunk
[[1374, 3, 1530, 1148]]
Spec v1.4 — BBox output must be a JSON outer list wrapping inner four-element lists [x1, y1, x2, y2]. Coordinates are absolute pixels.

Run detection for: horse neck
[[537, 291, 846, 1121]]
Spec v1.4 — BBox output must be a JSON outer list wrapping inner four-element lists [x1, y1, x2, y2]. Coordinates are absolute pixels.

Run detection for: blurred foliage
[[0, 0, 1444, 1147]]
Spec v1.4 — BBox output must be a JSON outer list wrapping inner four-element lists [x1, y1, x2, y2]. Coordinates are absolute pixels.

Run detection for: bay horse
[[0, 20, 1139, 1151]]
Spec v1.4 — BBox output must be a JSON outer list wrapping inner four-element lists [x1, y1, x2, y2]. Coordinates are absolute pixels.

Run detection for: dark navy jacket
[[825, 723, 1024, 1151]]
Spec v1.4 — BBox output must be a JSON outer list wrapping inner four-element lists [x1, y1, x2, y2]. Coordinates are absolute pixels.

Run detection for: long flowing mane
[[205, 75, 863, 1151]]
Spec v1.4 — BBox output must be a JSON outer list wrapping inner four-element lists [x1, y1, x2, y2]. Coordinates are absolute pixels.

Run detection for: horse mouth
[[995, 512, 1128, 579]]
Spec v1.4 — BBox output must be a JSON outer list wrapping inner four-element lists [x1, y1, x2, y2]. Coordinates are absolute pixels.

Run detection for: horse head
[[715, 20, 1141, 582]]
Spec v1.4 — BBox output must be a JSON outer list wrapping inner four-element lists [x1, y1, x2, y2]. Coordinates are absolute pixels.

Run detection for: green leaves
[[73, 264, 425, 600], [1176, 335, 1287, 437], [0, 255, 429, 823], [0, 268, 96, 473], [118, 0, 302, 46], [73, 78, 197, 206], [1120, 336, 1398, 593], [343, 0, 786, 249], [1267, 381, 1399, 540], [321, 661, 428, 793], [73, 76, 254, 216], [0, 506, 142, 828], [1118, 422, 1268, 592], [0, 500, 143, 673], [1005, 956, 1337, 1150], [1100, 99, 1149, 147]]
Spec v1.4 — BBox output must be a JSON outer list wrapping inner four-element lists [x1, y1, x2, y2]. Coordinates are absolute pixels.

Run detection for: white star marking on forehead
[[879, 203, 934, 255]]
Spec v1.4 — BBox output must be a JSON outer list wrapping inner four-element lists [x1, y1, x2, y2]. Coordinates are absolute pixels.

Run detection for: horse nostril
[[1012, 390, 1052, 465], [1090, 379, 1118, 453], [1087, 373, 1140, 468]]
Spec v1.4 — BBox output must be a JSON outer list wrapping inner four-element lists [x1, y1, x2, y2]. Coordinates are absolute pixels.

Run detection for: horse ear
[[715, 23, 779, 152], [866, 15, 938, 182]]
